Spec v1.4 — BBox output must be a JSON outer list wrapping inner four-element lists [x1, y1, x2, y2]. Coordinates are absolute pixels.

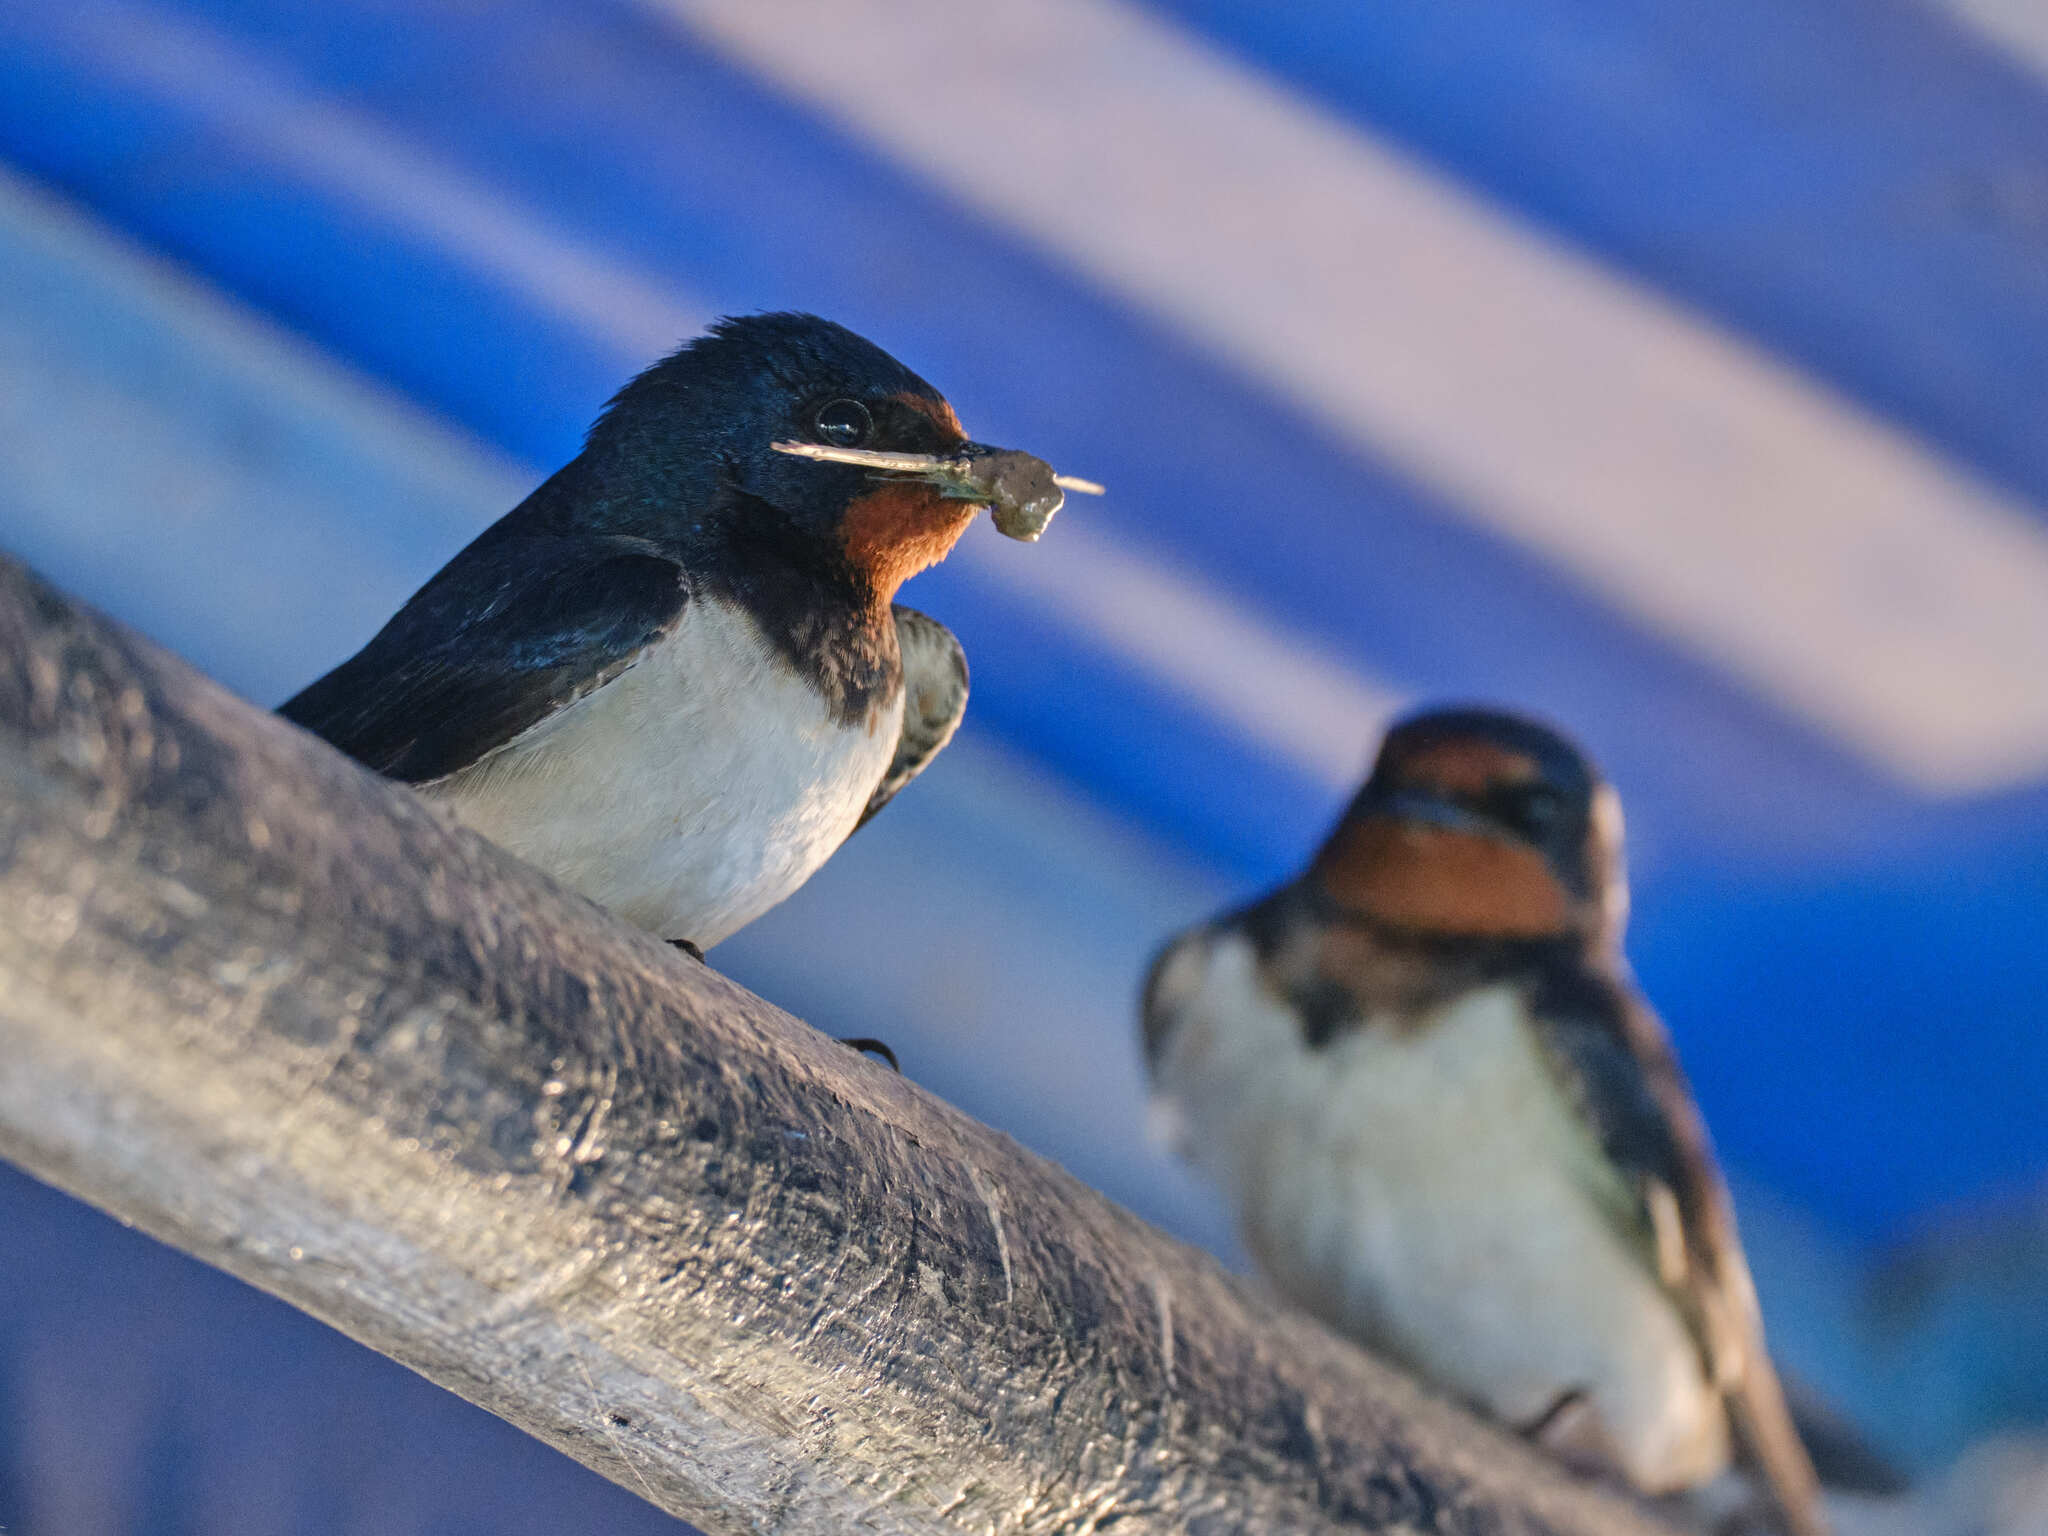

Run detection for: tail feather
[[1783, 1378, 1910, 1499], [1727, 1348, 1831, 1536]]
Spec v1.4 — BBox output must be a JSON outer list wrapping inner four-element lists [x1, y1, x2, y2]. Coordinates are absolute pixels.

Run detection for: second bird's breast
[[424, 600, 902, 947], [1149, 933, 1726, 1493]]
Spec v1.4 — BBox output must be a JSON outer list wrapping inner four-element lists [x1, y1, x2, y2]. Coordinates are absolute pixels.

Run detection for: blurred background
[[3, 0, 2047, 1531]]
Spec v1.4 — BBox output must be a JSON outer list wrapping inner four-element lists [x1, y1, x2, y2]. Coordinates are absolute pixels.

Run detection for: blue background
[[2, 0, 2045, 1528]]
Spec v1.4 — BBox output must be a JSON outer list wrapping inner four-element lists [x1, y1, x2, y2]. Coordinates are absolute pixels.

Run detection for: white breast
[[1149, 931, 1728, 1493], [424, 599, 901, 947]]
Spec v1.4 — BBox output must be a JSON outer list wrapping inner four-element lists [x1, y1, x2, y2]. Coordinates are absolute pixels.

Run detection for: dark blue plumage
[[280, 313, 1049, 948]]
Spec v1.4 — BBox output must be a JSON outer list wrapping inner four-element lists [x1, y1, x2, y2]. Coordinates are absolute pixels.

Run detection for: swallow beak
[[770, 439, 1103, 542], [1378, 789, 1500, 838]]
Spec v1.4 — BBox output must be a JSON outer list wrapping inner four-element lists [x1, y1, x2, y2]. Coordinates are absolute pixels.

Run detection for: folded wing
[[279, 535, 689, 785], [1532, 962, 1829, 1536], [855, 605, 968, 830]]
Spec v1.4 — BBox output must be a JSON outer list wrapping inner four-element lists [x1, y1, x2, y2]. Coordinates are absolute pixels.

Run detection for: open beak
[[771, 439, 1103, 542]]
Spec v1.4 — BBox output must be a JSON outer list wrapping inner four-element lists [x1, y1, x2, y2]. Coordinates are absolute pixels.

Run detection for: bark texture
[[0, 555, 1674, 1536]]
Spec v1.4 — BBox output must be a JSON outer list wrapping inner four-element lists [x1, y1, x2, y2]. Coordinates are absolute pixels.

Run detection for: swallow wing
[[280, 535, 689, 784], [1532, 963, 1827, 1536], [853, 605, 968, 830], [1139, 926, 1203, 1074]]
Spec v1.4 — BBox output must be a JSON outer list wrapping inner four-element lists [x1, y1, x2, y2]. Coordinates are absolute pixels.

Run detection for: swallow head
[[575, 312, 1066, 602], [1313, 707, 1627, 944]]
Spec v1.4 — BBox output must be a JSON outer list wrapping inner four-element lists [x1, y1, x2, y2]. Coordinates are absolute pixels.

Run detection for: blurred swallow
[[1143, 707, 1828, 1536], [283, 313, 1095, 952]]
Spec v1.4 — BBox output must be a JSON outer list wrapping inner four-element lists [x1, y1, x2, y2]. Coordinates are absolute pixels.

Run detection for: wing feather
[[854, 605, 967, 830], [280, 535, 688, 784], [1532, 962, 1827, 1536]]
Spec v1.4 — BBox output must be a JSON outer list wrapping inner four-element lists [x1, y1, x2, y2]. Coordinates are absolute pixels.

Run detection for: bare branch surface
[[0, 554, 1675, 1536]]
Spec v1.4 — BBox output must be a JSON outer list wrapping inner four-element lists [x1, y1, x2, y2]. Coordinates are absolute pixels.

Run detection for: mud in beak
[[771, 439, 1103, 542]]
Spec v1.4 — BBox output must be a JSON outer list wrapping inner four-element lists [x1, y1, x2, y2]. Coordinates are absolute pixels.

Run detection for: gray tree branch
[[0, 554, 1672, 1535]]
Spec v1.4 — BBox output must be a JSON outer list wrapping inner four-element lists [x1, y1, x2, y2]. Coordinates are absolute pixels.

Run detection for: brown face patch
[[1385, 739, 1541, 799], [1313, 813, 1573, 939], [890, 391, 966, 444], [841, 483, 978, 600]]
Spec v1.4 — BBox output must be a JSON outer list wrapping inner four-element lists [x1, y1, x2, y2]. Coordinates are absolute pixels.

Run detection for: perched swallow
[[283, 313, 1089, 951], [1143, 708, 1828, 1536]]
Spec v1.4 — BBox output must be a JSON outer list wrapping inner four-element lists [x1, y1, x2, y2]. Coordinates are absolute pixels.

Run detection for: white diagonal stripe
[[48, 0, 705, 366], [0, 0, 1397, 791], [955, 529, 1397, 790], [1938, 0, 2048, 83], [658, 0, 2048, 794]]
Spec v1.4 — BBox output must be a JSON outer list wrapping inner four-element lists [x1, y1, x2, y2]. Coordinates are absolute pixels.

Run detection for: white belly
[[424, 599, 900, 947], [1150, 932, 1728, 1492]]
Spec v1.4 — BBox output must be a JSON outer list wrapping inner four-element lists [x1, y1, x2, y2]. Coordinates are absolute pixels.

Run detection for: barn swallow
[[282, 313, 1094, 952], [1142, 708, 1829, 1536]]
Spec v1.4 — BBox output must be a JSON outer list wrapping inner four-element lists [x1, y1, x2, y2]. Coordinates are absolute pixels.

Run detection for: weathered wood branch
[[0, 554, 1672, 1536]]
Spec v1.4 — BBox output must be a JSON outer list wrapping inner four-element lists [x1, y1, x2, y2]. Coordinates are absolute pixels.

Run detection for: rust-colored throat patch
[[1314, 814, 1576, 939]]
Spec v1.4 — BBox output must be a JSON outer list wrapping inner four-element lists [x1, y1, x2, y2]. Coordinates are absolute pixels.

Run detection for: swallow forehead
[[889, 390, 966, 442], [1383, 737, 1543, 797], [1374, 708, 1596, 799]]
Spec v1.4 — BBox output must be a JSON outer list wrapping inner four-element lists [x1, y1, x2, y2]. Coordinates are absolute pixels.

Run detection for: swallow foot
[[837, 1036, 900, 1072], [670, 939, 705, 963], [1522, 1389, 1627, 1483]]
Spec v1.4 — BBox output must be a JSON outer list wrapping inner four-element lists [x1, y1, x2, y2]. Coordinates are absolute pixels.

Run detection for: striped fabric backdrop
[[2, 2, 2045, 1529]]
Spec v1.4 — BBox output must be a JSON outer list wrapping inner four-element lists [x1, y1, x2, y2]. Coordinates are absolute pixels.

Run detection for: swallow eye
[[812, 398, 873, 449], [1508, 786, 1565, 841]]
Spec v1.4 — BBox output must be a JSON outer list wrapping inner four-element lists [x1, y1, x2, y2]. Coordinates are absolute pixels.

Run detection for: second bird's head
[[1312, 708, 1629, 948], [535, 312, 1063, 602]]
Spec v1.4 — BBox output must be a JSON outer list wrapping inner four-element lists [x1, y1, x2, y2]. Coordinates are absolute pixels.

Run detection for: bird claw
[[836, 1036, 901, 1072], [1523, 1390, 1627, 1482]]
